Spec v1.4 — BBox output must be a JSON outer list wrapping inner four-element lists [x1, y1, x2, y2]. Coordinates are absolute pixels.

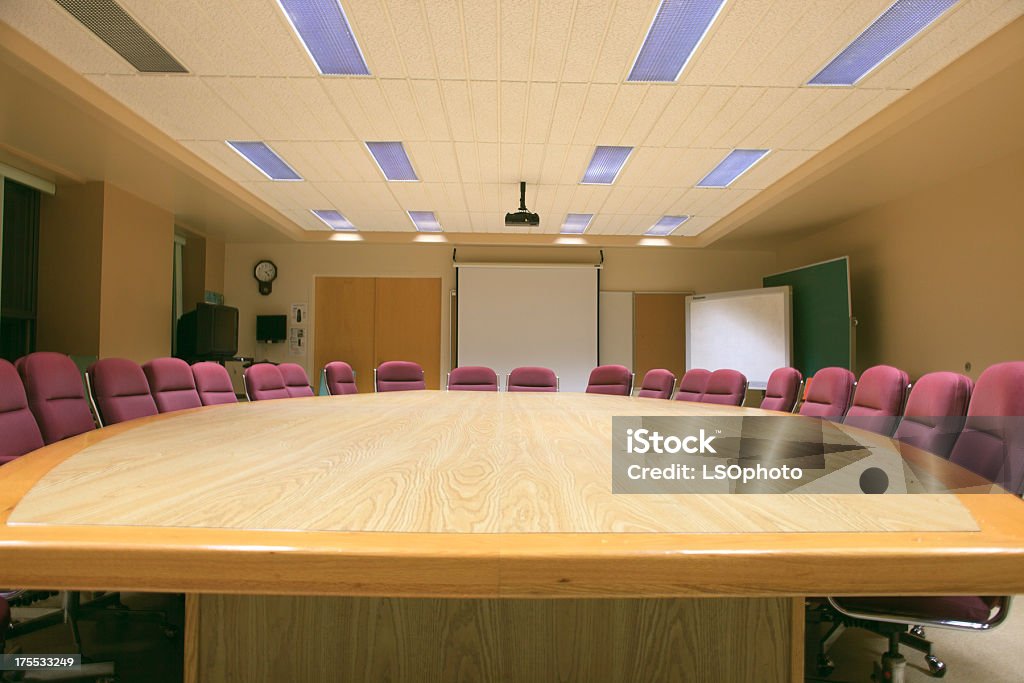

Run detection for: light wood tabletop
[[2, 391, 1023, 598]]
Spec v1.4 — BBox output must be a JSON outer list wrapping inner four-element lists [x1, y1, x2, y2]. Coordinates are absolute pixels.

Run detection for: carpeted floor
[[807, 597, 1023, 682]]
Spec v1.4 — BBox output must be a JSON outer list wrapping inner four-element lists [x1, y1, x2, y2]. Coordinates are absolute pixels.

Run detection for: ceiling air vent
[[54, 0, 188, 73]]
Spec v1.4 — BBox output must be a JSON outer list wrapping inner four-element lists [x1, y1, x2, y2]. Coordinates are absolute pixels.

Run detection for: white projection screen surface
[[686, 287, 792, 390], [457, 266, 599, 392]]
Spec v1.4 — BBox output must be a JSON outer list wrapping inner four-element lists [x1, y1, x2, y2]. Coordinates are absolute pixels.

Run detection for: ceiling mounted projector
[[505, 181, 540, 227]]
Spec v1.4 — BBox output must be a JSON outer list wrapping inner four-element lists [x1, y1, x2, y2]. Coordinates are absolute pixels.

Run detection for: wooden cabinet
[[314, 277, 441, 392]]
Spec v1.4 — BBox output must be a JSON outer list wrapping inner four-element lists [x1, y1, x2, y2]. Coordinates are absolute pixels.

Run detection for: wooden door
[[314, 277, 376, 393], [374, 278, 441, 389], [633, 293, 690, 386]]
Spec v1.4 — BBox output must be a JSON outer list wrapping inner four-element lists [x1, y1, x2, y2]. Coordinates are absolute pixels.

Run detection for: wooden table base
[[186, 594, 802, 682]]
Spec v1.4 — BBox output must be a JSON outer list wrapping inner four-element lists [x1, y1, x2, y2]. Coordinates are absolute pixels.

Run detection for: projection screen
[[457, 265, 599, 392]]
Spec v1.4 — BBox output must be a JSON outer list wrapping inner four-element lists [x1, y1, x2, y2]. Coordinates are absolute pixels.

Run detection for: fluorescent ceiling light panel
[[278, 0, 370, 75], [226, 141, 302, 180], [696, 149, 769, 187], [645, 215, 690, 236], [311, 209, 356, 231], [366, 141, 418, 181], [560, 214, 594, 235], [808, 0, 957, 86], [628, 0, 727, 82], [581, 146, 633, 185], [408, 211, 442, 232]]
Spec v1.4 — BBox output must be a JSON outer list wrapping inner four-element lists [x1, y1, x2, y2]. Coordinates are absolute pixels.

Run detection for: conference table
[[2, 391, 1024, 682]]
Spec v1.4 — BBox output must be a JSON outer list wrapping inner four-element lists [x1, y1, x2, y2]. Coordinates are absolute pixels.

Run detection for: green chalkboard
[[763, 257, 851, 377]]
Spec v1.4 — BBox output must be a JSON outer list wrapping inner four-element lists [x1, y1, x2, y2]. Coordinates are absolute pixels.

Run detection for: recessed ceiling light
[[365, 141, 419, 181], [628, 0, 728, 82], [408, 211, 442, 232], [560, 214, 594, 235], [645, 215, 690, 236], [696, 149, 769, 187], [278, 0, 370, 75], [808, 0, 956, 86], [311, 209, 356, 231], [226, 141, 302, 181], [581, 146, 633, 185]]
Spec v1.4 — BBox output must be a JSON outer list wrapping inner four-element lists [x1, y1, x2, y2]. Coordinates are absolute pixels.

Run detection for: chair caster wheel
[[910, 625, 926, 638], [816, 653, 835, 676], [925, 655, 947, 678]]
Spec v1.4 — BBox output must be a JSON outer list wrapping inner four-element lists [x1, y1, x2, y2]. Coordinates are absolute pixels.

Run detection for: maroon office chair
[[673, 368, 711, 402], [797, 367, 855, 419], [323, 361, 358, 396], [143, 357, 202, 414], [843, 365, 910, 436], [759, 367, 802, 413], [637, 369, 676, 399], [893, 371, 972, 458], [191, 362, 239, 406], [947, 360, 1024, 495], [17, 352, 96, 444], [86, 358, 158, 426], [375, 361, 426, 392], [507, 366, 558, 392], [278, 363, 315, 398], [447, 366, 498, 392], [585, 365, 633, 396], [700, 369, 747, 406], [243, 364, 291, 401], [818, 365, 1024, 679], [0, 359, 44, 464]]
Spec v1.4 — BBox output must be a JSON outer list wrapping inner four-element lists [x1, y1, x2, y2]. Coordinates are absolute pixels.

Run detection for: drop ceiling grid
[[1, 1, 1020, 238]]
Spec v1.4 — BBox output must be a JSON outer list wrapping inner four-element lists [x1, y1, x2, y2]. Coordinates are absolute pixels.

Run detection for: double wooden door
[[314, 277, 441, 392]]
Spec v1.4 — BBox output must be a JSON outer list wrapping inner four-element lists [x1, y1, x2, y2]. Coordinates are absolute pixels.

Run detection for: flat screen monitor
[[256, 315, 287, 343]]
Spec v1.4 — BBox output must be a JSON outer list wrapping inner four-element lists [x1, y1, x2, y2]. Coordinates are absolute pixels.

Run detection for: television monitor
[[256, 315, 287, 343], [176, 303, 239, 360]]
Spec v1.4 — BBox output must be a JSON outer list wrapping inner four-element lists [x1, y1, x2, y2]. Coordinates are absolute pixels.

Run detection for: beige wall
[[776, 148, 1024, 380], [224, 242, 775, 387], [98, 184, 173, 361], [37, 182, 104, 357]]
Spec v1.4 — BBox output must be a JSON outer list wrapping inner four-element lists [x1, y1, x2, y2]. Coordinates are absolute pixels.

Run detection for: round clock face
[[254, 260, 277, 283]]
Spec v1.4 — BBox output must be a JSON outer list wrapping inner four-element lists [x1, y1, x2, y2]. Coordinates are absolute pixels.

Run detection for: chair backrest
[[0, 359, 44, 464], [797, 367, 856, 419], [893, 371, 972, 458], [585, 365, 632, 396], [143, 357, 202, 414], [191, 362, 239, 406], [375, 361, 426, 392], [18, 351, 96, 444], [447, 366, 498, 392], [673, 368, 711, 402], [244, 364, 291, 401], [324, 361, 358, 396], [701, 369, 747, 406], [759, 367, 802, 412], [278, 363, 315, 398], [843, 365, 910, 436], [948, 361, 1024, 494], [637, 369, 676, 399], [507, 366, 558, 392], [87, 358, 159, 426]]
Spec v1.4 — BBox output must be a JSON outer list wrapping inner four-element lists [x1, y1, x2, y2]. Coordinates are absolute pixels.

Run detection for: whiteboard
[[685, 287, 791, 390], [457, 265, 599, 392]]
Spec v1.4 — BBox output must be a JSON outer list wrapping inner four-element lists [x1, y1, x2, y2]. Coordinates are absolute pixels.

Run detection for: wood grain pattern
[[195, 594, 795, 683], [2, 394, 1024, 600], [8, 393, 976, 534], [313, 276, 377, 394]]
